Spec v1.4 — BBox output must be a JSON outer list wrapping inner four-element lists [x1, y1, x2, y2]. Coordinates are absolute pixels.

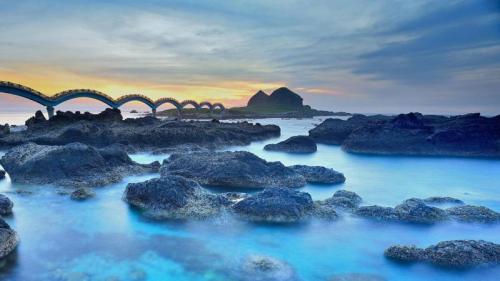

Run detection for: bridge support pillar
[[46, 106, 55, 119], [152, 108, 157, 118]]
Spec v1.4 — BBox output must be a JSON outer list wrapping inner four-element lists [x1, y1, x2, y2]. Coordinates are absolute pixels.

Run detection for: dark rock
[[321, 190, 362, 210], [0, 170, 5, 180], [0, 124, 9, 137], [385, 240, 500, 268], [232, 188, 314, 223], [422, 196, 464, 205], [247, 90, 270, 108], [0, 218, 19, 259], [264, 136, 317, 153], [355, 205, 399, 221], [269, 87, 303, 109], [70, 188, 95, 201], [124, 176, 227, 219], [161, 151, 306, 188], [25, 110, 47, 128], [241, 255, 297, 281], [312, 202, 339, 220], [0, 142, 159, 187], [445, 205, 500, 223], [394, 198, 448, 224], [0, 194, 13, 215], [289, 165, 345, 184]]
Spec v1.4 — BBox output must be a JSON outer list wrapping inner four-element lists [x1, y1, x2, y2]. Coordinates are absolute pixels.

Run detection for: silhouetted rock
[[0, 124, 9, 137], [445, 205, 500, 223], [124, 176, 228, 219], [264, 136, 317, 153], [385, 240, 500, 268], [161, 151, 306, 188], [0, 218, 18, 259], [247, 87, 303, 110], [232, 188, 314, 222], [0, 142, 159, 187], [289, 165, 345, 184], [25, 110, 47, 128], [0, 194, 13, 215], [70, 188, 95, 201], [247, 90, 270, 108]]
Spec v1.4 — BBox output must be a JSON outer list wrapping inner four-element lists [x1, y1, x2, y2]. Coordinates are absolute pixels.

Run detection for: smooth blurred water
[[0, 117, 499, 281]]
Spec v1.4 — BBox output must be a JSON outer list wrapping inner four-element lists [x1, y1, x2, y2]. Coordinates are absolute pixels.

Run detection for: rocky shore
[[0, 109, 281, 152], [309, 112, 500, 157]]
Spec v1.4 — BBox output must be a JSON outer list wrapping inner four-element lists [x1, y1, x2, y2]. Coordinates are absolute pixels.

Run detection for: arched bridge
[[0, 81, 226, 118]]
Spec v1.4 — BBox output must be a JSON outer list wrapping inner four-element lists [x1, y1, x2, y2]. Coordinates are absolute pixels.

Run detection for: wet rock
[[0, 170, 5, 180], [385, 240, 500, 268], [124, 176, 228, 219], [329, 273, 386, 281], [161, 151, 306, 188], [0, 142, 159, 187], [0, 218, 19, 259], [70, 188, 95, 201], [264, 135, 317, 153], [321, 190, 362, 210], [354, 205, 399, 221], [445, 205, 500, 223], [289, 165, 345, 184], [232, 188, 314, 223], [393, 198, 448, 224], [241, 255, 297, 281], [422, 196, 464, 205], [312, 202, 339, 220], [0, 194, 13, 215]]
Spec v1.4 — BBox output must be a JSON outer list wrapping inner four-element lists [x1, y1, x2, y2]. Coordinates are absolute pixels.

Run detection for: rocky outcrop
[[445, 205, 500, 223], [422, 196, 464, 205], [0, 109, 281, 151], [264, 136, 317, 153], [385, 240, 500, 268], [161, 151, 306, 188], [247, 90, 270, 108], [309, 112, 500, 157], [0, 194, 13, 215], [289, 165, 345, 184], [0, 124, 9, 137], [241, 255, 298, 281], [319, 190, 362, 210], [0, 218, 19, 259], [0, 142, 159, 187], [124, 176, 228, 219], [232, 188, 314, 223], [247, 87, 303, 110], [70, 188, 95, 201]]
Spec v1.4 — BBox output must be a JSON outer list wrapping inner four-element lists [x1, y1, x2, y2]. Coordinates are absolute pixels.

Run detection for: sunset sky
[[0, 0, 499, 114]]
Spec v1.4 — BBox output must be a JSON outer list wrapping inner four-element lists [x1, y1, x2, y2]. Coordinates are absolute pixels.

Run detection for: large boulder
[[393, 198, 448, 224], [264, 136, 317, 153], [445, 205, 500, 223], [0, 194, 13, 215], [385, 240, 500, 268], [232, 188, 314, 223], [161, 151, 306, 188], [124, 176, 228, 219], [289, 165, 345, 184], [0, 218, 19, 259], [0, 142, 159, 187]]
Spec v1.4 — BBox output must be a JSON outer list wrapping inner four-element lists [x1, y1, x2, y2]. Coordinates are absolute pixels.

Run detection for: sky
[[0, 0, 499, 115]]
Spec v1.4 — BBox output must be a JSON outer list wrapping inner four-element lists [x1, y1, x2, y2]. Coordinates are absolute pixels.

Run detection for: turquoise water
[[0, 117, 499, 280]]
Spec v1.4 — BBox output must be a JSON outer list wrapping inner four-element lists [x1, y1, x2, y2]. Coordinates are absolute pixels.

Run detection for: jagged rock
[[0, 194, 13, 215], [0, 218, 19, 259], [320, 190, 362, 210], [422, 196, 464, 205], [70, 188, 95, 201], [445, 205, 500, 223], [393, 198, 448, 224], [161, 151, 306, 188], [264, 136, 317, 153], [241, 255, 297, 281], [232, 188, 314, 223], [0, 142, 159, 187], [289, 165, 345, 184], [385, 240, 500, 267], [124, 176, 228, 219], [25, 110, 47, 128]]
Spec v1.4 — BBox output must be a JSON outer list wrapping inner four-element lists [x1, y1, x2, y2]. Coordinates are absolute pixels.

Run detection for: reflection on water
[[0, 117, 499, 280]]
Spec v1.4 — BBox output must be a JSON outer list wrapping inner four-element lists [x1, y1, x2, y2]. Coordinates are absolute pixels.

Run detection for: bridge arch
[[180, 100, 200, 110], [0, 81, 52, 106], [115, 94, 155, 109], [212, 103, 225, 112], [198, 101, 213, 111], [51, 89, 117, 108]]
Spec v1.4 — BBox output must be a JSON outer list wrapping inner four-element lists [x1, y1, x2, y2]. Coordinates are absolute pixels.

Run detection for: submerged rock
[[354, 205, 399, 221], [232, 188, 314, 223], [445, 205, 500, 223], [124, 176, 228, 219], [0, 218, 19, 259], [329, 273, 386, 281], [321, 190, 362, 210], [0, 142, 159, 187], [289, 165, 345, 184], [422, 196, 464, 205], [264, 135, 317, 153], [0, 194, 13, 215], [70, 188, 95, 201], [385, 240, 500, 268], [241, 255, 297, 281], [161, 151, 306, 188], [393, 198, 448, 224]]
